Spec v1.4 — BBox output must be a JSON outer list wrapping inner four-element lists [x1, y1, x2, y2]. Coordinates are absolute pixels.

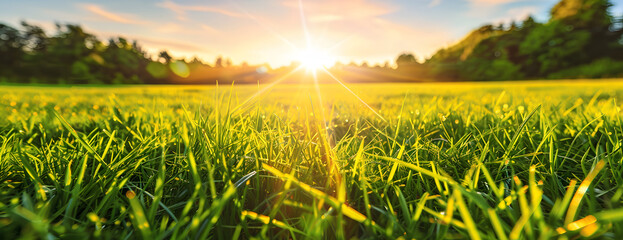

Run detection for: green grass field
[[3, 80, 623, 239]]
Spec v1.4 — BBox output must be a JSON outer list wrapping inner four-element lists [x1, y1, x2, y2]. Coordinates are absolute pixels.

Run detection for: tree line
[[0, 21, 263, 84], [0, 0, 622, 84]]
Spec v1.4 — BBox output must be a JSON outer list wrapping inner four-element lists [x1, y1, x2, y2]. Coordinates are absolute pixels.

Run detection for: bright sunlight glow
[[296, 48, 334, 72]]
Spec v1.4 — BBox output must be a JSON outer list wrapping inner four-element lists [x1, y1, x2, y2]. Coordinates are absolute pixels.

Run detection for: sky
[[2, 0, 622, 67]]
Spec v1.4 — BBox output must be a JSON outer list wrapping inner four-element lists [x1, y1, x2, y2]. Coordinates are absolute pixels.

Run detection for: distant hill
[[424, 0, 623, 81]]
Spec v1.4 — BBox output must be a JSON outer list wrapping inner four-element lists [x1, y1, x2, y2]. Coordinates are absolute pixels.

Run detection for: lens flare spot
[[256, 66, 268, 74], [169, 61, 190, 78]]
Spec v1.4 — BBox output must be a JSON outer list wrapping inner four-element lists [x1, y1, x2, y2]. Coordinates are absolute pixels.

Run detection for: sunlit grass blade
[[128, 195, 153, 239], [241, 210, 306, 235], [53, 110, 106, 166], [453, 189, 481, 240], [262, 163, 374, 225], [565, 160, 607, 224]]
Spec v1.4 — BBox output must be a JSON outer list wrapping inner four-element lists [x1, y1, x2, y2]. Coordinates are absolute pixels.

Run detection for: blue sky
[[2, 0, 622, 67]]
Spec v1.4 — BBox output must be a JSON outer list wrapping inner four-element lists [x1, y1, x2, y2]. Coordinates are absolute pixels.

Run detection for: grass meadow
[[2, 80, 623, 239]]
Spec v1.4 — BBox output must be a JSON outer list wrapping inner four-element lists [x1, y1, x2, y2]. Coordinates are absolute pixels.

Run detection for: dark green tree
[[215, 56, 223, 68], [0, 24, 25, 79], [158, 50, 172, 64], [396, 53, 417, 68]]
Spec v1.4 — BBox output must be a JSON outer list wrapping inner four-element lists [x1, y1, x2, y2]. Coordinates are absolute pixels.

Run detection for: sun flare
[[296, 48, 334, 72]]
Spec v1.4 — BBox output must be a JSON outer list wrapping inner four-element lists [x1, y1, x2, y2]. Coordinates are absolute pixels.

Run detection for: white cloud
[[81, 4, 148, 25], [157, 1, 248, 21], [468, 0, 523, 6], [281, 0, 396, 23]]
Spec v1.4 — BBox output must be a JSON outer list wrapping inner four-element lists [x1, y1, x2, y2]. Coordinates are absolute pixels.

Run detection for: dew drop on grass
[[126, 190, 136, 199], [87, 213, 99, 222]]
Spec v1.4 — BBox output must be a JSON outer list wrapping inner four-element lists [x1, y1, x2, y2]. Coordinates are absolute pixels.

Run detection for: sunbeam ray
[[297, 0, 312, 49], [312, 69, 328, 131], [312, 63, 343, 200], [231, 66, 303, 114], [321, 68, 387, 122]]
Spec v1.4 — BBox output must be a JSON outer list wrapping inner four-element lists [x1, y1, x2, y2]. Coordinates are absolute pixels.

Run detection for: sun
[[296, 48, 334, 72]]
